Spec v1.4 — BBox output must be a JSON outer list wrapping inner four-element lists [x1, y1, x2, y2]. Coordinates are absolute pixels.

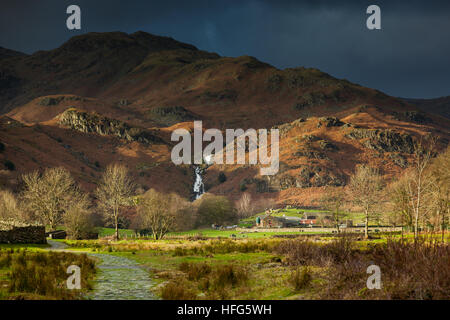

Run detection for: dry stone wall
[[0, 221, 46, 244]]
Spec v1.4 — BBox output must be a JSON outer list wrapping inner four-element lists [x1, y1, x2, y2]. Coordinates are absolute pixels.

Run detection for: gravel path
[[47, 240, 156, 300]]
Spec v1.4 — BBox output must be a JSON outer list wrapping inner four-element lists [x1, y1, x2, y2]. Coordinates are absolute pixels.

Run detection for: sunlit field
[[54, 231, 449, 300]]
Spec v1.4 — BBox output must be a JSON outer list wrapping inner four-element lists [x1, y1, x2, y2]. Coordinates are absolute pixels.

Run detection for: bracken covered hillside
[[0, 31, 448, 205]]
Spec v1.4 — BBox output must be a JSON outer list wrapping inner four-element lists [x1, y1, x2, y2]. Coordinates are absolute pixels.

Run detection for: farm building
[[257, 211, 302, 228], [45, 230, 67, 239], [299, 219, 316, 226], [259, 215, 283, 228]]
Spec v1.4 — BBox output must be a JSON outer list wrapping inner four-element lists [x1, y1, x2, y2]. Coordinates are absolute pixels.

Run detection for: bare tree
[[406, 137, 437, 239], [387, 175, 414, 238], [0, 190, 21, 221], [348, 165, 384, 238], [137, 189, 180, 240], [319, 187, 347, 233], [21, 167, 81, 230], [428, 147, 449, 241], [64, 194, 96, 240], [0, 190, 29, 222], [235, 192, 253, 218], [95, 164, 135, 240]]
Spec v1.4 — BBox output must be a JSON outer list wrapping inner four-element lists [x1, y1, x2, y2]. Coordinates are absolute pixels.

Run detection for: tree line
[[316, 138, 449, 240], [0, 163, 239, 240], [0, 138, 448, 241], [235, 137, 449, 240]]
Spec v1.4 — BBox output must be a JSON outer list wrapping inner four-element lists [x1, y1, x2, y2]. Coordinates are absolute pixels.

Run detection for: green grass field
[[97, 227, 135, 238], [167, 228, 329, 238], [111, 249, 303, 299], [2, 230, 446, 300], [241, 207, 367, 224], [95, 206, 375, 240], [0, 243, 50, 250]]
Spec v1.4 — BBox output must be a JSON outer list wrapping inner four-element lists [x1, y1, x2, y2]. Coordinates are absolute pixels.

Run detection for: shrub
[[218, 172, 227, 183], [195, 194, 237, 227], [369, 239, 450, 300], [167, 261, 250, 299], [179, 262, 211, 280], [4, 160, 15, 171], [1, 249, 96, 299], [274, 234, 359, 266], [311, 237, 450, 299], [289, 267, 312, 291], [212, 265, 248, 289], [274, 238, 322, 266], [161, 281, 197, 300], [64, 204, 97, 240]]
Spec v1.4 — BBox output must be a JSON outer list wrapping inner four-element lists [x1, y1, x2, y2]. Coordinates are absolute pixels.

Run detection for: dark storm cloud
[[0, 0, 449, 98]]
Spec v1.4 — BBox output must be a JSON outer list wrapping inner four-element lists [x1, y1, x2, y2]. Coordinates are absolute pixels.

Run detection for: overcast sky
[[1, 0, 449, 98]]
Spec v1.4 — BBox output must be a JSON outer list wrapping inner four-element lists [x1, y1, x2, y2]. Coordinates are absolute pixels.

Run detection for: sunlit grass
[[0, 249, 96, 300]]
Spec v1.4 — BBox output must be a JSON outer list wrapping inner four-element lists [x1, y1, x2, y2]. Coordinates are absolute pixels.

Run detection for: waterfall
[[193, 165, 205, 200]]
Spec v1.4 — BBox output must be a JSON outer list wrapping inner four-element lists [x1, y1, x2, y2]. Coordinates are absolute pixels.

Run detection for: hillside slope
[[0, 31, 448, 205], [401, 96, 450, 120]]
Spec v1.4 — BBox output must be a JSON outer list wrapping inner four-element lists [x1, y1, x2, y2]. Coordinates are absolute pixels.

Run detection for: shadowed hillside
[[401, 96, 450, 120]]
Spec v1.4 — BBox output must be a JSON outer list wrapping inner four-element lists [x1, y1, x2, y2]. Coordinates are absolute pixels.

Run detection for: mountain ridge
[[400, 96, 450, 120], [0, 31, 448, 205]]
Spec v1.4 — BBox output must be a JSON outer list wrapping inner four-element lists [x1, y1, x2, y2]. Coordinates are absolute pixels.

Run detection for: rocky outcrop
[[293, 149, 329, 160], [295, 165, 345, 188], [293, 92, 326, 110], [389, 153, 408, 168], [301, 134, 320, 142], [148, 106, 197, 125], [240, 177, 273, 193], [0, 221, 46, 244], [317, 117, 345, 128], [59, 109, 163, 144], [292, 137, 337, 160], [259, 165, 345, 192], [318, 139, 339, 151], [346, 128, 414, 153], [392, 111, 431, 124], [275, 118, 305, 137], [39, 95, 84, 106]]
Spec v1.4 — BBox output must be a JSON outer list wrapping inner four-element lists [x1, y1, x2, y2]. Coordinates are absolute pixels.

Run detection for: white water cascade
[[193, 165, 205, 200]]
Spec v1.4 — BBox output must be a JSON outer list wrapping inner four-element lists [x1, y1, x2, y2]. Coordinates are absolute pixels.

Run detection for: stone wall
[[0, 221, 46, 244]]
